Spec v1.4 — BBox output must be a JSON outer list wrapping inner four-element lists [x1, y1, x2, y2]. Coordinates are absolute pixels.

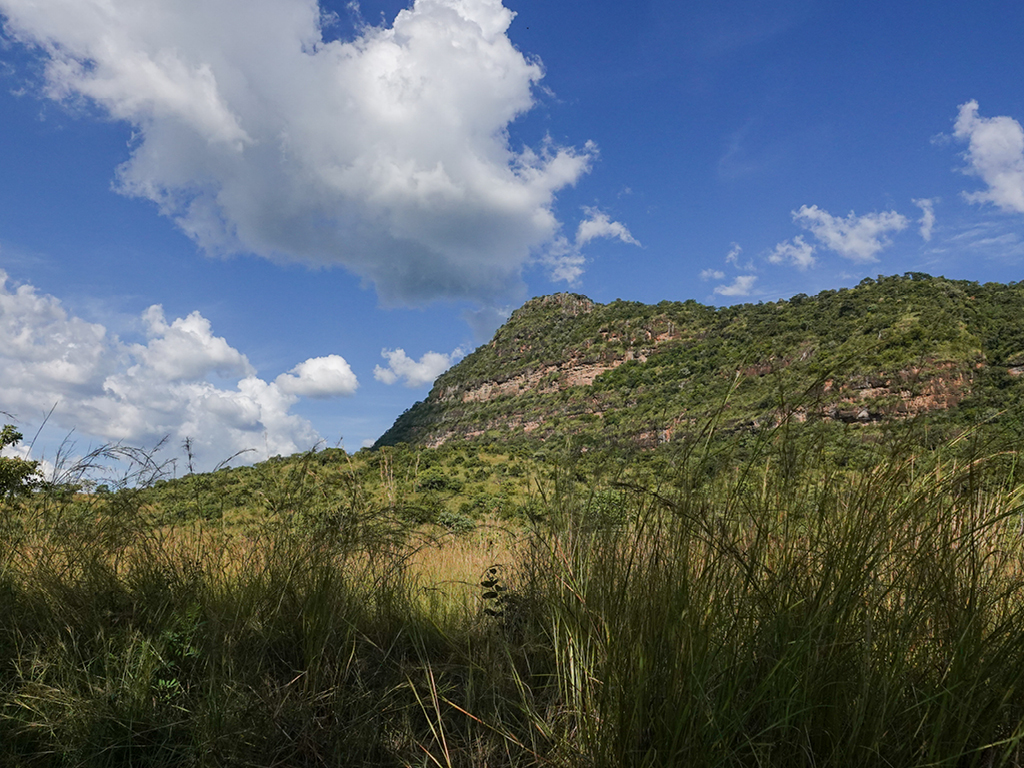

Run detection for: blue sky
[[1, 0, 1023, 471]]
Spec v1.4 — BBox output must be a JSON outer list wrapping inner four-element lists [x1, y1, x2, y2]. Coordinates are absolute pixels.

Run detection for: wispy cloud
[[792, 205, 908, 262], [725, 242, 742, 265], [544, 205, 639, 284], [913, 198, 937, 241], [713, 275, 757, 296], [575, 207, 640, 248], [768, 235, 816, 270], [954, 100, 1024, 214]]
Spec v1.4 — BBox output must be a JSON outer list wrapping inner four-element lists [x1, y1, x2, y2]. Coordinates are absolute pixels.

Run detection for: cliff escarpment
[[375, 275, 1024, 449]]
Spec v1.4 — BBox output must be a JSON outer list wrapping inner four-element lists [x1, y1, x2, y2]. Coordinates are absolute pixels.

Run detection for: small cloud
[[543, 238, 587, 284], [544, 207, 639, 285], [792, 205, 908, 262], [768, 236, 816, 270], [725, 243, 742, 265], [275, 355, 358, 398], [913, 198, 937, 241], [575, 207, 640, 248], [714, 275, 757, 297], [953, 100, 1024, 214], [374, 347, 466, 388], [700, 269, 726, 280]]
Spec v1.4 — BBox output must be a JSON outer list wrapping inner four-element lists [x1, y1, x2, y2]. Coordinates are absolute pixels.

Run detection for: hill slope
[[376, 274, 1024, 449]]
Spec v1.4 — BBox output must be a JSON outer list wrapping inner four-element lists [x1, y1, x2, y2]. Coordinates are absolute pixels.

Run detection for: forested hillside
[[377, 273, 1024, 449]]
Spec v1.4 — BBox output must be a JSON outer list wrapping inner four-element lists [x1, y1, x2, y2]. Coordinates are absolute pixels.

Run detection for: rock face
[[374, 276, 1024, 449], [455, 358, 641, 403]]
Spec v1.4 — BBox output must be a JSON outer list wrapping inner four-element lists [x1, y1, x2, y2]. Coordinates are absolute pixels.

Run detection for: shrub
[[0, 425, 39, 498]]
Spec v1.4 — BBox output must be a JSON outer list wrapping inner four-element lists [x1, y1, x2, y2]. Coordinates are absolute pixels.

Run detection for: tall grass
[[520, 433, 1024, 766], [2, 429, 1024, 766]]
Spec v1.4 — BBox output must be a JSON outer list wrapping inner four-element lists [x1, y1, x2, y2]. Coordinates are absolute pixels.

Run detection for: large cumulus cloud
[[0, 0, 630, 304], [0, 271, 356, 468], [954, 100, 1024, 214]]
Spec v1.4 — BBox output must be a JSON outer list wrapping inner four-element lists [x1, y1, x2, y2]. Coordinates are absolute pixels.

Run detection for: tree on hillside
[[1, 425, 40, 498]]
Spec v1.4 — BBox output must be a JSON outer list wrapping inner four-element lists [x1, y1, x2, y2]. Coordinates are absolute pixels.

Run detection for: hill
[[7, 274, 1024, 768], [376, 273, 1024, 449]]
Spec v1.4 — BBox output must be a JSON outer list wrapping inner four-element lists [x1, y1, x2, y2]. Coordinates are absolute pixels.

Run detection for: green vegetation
[[2, 421, 1024, 766], [5, 274, 1024, 765], [118, 442, 547, 531], [0, 424, 40, 498], [378, 273, 1024, 451]]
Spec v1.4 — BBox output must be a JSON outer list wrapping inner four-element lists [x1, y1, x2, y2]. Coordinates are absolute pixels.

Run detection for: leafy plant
[[0, 424, 39, 498]]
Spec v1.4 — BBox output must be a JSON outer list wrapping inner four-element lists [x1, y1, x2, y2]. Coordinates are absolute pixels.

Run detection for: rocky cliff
[[375, 274, 1024, 449]]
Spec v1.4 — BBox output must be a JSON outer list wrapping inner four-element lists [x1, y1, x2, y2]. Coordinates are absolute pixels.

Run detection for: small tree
[[0, 425, 40, 498]]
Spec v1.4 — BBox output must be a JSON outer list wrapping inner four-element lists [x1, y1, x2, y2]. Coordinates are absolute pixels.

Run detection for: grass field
[[2, 425, 1024, 766]]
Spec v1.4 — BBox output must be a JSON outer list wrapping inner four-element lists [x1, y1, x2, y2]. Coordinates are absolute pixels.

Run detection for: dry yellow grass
[[405, 521, 524, 613]]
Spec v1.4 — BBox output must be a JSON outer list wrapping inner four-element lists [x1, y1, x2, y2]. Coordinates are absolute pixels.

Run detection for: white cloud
[[725, 243, 742, 265], [713, 275, 757, 297], [542, 206, 639, 284], [913, 198, 936, 241], [700, 268, 725, 280], [275, 355, 358, 398], [792, 204, 908, 262], [542, 239, 588, 284], [0, 270, 352, 469], [0, 0, 614, 305], [136, 306, 254, 382], [953, 100, 1024, 214], [374, 346, 464, 387], [768, 235, 816, 270], [575, 207, 640, 248]]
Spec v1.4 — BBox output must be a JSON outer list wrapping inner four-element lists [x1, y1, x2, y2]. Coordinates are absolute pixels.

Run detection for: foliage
[[2, 426, 1024, 766], [0, 424, 39, 498], [376, 273, 1024, 454], [5, 275, 1024, 764]]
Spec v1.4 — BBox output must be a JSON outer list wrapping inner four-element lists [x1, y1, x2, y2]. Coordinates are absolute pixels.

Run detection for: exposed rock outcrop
[[375, 274, 1024, 449]]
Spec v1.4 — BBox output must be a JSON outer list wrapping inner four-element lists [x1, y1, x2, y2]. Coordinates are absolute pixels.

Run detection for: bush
[[435, 509, 476, 534], [0, 425, 39, 497]]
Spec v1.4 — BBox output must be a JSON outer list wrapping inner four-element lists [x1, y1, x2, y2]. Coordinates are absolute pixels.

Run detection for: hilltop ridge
[[375, 274, 1024, 449]]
